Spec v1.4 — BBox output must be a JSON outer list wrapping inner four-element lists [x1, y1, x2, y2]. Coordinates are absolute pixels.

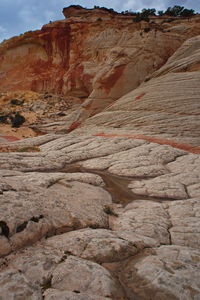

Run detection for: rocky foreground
[[0, 6, 200, 300], [0, 130, 200, 299]]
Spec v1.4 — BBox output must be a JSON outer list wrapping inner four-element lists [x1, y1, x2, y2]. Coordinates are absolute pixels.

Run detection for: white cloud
[[44, 10, 56, 21], [0, 25, 9, 41], [0, 25, 6, 34], [121, 0, 167, 12], [18, 8, 44, 30]]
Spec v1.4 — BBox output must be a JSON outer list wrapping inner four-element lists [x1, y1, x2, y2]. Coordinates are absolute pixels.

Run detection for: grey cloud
[[121, 0, 168, 11]]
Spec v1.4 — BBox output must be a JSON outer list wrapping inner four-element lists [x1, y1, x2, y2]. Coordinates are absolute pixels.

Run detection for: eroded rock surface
[[0, 172, 111, 257], [0, 131, 199, 299], [51, 256, 124, 298], [78, 35, 200, 147], [0, 7, 200, 300], [119, 246, 200, 300], [1, 8, 200, 114]]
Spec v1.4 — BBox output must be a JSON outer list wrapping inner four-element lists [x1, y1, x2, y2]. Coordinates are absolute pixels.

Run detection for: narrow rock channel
[[61, 164, 172, 205]]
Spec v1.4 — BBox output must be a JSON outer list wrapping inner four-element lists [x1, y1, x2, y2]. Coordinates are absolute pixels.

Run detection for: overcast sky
[[0, 0, 199, 42]]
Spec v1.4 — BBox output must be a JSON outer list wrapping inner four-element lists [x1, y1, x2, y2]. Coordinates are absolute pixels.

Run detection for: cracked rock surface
[[119, 245, 200, 300], [0, 132, 199, 299]]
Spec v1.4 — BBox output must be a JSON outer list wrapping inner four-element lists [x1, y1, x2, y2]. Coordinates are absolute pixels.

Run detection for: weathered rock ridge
[[77, 34, 200, 147]]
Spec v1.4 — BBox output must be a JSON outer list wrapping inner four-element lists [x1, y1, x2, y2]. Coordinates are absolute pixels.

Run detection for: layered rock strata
[[0, 9, 200, 113], [78, 34, 200, 147]]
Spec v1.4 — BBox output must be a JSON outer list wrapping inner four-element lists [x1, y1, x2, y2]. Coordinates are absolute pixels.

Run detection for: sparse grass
[[41, 276, 52, 293], [16, 146, 40, 152], [103, 205, 118, 217], [89, 224, 100, 229]]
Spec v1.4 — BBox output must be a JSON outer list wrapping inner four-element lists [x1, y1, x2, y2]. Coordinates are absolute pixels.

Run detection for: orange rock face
[[0, 24, 71, 94], [0, 8, 200, 111], [62, 5, 117, 19]]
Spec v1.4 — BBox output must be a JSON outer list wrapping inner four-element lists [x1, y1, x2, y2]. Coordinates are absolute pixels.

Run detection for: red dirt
[[135, 93, 146, 100], [100, 65, 126, 93], [68, 121, 81, 132], [94, 133, 200, 154], [0, 135, 20, 142]]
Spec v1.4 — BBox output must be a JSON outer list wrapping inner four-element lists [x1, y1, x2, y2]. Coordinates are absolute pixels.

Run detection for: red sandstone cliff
[[0, 7, 200, 112]]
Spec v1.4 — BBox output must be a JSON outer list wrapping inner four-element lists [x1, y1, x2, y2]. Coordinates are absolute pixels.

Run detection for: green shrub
[[158, 10, 164, 16], [133, 13, 149, 22], [10, 99, 24, 106], [10, 112, 25, 128], [181, 8, 195, 17], [0, 115, 9, 123], [164, 6, 195, 17]]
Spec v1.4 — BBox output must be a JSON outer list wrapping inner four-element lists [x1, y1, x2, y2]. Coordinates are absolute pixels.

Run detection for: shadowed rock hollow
[[0, 5, 200, 300]]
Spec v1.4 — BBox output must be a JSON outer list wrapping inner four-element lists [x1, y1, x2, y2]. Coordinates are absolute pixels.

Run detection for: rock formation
[[1, 6, 200, 112], [79, 34, 200, 148], [0, 6, 200, 300]]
